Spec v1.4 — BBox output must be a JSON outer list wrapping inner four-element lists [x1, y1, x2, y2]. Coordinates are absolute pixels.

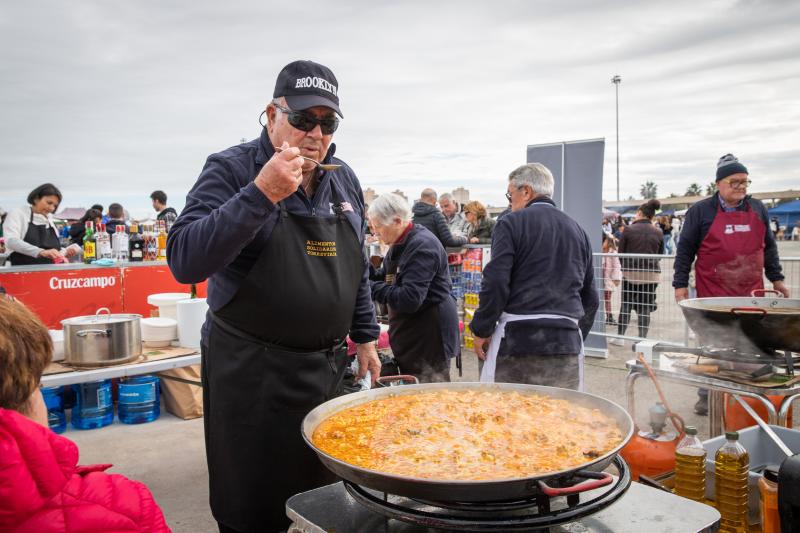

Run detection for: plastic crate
[[703, 425, 800, 524]]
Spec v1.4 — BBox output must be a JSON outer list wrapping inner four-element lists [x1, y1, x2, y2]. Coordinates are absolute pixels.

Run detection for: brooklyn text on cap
[[273, 60, 343, 117]]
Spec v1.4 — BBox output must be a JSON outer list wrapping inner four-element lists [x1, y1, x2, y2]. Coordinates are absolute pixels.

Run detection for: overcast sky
[[1, 0, 798, 219]]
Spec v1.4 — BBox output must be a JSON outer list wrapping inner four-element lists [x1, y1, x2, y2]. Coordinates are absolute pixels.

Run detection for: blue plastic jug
[[41, 386, 66, 434], [118, 375, 160, 424], [71, 380, 114, 430]]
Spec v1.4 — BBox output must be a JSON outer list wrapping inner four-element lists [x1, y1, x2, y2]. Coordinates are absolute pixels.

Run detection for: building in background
[[452, 187, 470, 206], [363, 188, 378, 205]]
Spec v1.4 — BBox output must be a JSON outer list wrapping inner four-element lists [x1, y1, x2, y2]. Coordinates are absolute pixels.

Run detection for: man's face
[[507, 183, 533, 212], [152, 199, 159, 212], [717, 172, 750, 205], [440, 198, 457, 217], [267, 102, 335, 174]]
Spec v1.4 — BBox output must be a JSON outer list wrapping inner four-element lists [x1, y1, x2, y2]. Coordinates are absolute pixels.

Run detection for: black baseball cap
[[273, 60, 342, 117]]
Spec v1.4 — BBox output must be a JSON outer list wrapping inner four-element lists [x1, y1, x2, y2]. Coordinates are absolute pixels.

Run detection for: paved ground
[[67, 241, 800, 531]]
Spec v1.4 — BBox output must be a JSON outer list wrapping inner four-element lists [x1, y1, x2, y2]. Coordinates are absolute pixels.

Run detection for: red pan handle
[[537, 471, 613, 496], [731, 307, 767, 317], [751, 289, 783, 298]]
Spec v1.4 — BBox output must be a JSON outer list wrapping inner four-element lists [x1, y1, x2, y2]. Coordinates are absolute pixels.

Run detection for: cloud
[[0, 0, 798, 213]]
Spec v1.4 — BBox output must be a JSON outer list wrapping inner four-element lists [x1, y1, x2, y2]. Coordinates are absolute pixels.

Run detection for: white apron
[[479, 311, 585, 391]]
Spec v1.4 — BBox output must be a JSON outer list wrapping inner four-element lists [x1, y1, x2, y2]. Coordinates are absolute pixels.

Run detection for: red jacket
[[0, 408, 170, 533]]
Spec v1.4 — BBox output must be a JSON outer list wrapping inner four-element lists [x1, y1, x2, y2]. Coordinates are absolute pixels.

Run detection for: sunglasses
[[505, 186, 525, 202], [273, 104, 339, 135]]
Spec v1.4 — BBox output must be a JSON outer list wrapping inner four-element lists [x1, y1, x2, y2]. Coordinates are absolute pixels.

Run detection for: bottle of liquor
[[156, 221, 167, 261], [128, 224, 144, 262], [82, 221, 96, 264], [144, 224, 158, 261], [112, 225, 129, 262], [96, 223, 112, 260]]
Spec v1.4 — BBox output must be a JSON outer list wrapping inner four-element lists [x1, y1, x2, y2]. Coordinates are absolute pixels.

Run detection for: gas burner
[[342, 456, 631, 531]]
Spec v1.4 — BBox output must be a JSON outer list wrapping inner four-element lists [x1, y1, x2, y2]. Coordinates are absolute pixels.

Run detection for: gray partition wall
[[526, 139, 607, 356]]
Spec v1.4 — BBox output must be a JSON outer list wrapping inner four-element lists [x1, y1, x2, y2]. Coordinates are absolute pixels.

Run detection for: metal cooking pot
[[679, 291, 800, 353], [61, 308, 142, 366], [302, 382, 634, 502]]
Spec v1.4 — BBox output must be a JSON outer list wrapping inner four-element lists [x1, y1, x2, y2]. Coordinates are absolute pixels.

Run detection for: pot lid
[[62, 313, 142, 326], [147, 293, 191, 306]]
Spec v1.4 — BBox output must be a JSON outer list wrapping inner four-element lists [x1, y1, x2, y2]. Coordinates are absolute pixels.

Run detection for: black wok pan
[[679, 292, 800, 353], [301, 382, 633, 502]]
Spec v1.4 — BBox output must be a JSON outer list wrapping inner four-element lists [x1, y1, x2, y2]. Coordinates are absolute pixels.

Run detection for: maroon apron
[[695, 201, 766, 297]]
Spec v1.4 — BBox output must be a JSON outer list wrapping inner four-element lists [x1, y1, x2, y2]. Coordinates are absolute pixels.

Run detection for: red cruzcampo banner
[[0, 268, 123, 328], [0, 264, 209, 329]]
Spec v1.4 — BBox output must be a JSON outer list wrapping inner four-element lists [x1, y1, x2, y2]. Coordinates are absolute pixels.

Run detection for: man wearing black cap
[[167, 60, 381, 533], [674, 154, 789, 414]]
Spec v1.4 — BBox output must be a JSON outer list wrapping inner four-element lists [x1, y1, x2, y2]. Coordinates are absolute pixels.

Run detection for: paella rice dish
[[311, 389, 624, 481]]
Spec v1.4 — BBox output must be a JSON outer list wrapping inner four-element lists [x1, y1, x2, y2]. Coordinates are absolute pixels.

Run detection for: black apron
[[8, 210, 61, 265], [383, 238, 450, 383], [207, 183, 364, 533]]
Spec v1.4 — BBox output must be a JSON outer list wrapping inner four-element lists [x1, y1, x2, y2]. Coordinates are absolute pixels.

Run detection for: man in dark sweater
[[411, 188, 467, 248], [470, 163, 598, 390]]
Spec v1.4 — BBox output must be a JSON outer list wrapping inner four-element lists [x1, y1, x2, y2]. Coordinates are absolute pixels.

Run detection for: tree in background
[[685, 183, 702, 196], [705, 182, 718, 195], [668, 192, 679, 198], [640, 181, 658, 199]]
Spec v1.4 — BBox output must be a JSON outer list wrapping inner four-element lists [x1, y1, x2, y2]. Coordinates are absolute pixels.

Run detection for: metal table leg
[[779, 394, 800, 427]]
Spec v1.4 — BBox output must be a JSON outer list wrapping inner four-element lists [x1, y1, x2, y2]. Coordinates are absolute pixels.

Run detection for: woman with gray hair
[[368, 193, 460, 382]]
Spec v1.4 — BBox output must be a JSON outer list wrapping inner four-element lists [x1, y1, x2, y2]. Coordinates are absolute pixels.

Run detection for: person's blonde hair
[[463, 200, 487, 220], [0, 298, 53, 413]]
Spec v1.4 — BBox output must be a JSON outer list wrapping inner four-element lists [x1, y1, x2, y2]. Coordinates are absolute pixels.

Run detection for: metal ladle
[[274, 146, 341, 171]]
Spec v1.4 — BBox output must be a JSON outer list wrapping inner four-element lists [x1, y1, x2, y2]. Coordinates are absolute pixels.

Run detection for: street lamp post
[[611, 75, 621, 201]]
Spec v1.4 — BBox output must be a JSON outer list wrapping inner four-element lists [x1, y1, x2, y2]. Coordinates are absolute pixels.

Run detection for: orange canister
[[759, 465, 780, 533]]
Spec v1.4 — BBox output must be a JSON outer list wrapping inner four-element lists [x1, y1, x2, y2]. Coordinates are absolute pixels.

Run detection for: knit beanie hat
[[716, 153, 748, 182]]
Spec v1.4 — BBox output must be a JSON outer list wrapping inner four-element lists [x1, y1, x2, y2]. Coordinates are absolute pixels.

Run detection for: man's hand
[[355, 342, 381, 386], [674, 288, 689, 302], [773, 280, 791, 298], [38, 249, 61, 260], [254, 141, 305, 204], [473, 335, 490, 360]]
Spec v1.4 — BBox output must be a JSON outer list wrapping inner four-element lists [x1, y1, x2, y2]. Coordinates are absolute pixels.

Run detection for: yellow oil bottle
[[674, 426, 706, 502], [714, 431, 749, 533]]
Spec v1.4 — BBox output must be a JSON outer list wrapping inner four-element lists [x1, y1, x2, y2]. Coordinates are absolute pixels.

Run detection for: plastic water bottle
[[71, 380, 114, 430], [118, 375, 160, 424], [41, 386, 66, 434]]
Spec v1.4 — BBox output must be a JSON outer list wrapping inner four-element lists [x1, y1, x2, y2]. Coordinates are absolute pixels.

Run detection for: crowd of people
[[0, 188, 178, 264]]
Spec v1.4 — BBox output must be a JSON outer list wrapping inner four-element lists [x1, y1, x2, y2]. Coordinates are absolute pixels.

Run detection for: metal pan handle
[[375, 375, 420, 387], [731, 307, 768, 318], [76, 328, 111, 338], [751, 289, 783, 298], [537, 471, 613, 497]]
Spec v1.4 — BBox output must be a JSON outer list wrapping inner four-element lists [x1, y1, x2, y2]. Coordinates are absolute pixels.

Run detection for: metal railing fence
[[592, 253, 800, 346]]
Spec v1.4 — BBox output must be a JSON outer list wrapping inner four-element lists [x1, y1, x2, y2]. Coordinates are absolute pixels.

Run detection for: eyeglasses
[[273, 104, 339, 135], [505, 186, 525, 202], [721, 178, 751, 189]]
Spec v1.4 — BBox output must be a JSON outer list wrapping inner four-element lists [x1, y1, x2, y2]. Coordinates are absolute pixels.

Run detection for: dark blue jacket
[[166, 129, 379, 344], [411, 202, 467, 248], [673, 193, 783, 289], [370, 225, 460, 359], [470, 197, 598, 354]]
